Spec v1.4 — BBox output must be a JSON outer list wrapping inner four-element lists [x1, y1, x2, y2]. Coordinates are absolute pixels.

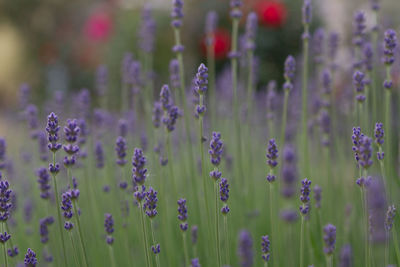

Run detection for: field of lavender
[[0, 0, 399, 266]]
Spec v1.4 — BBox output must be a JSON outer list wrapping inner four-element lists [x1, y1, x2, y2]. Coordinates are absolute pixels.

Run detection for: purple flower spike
[[39, 216, 54, 244], [132, 148, 147, 186], [63, 119, 80, 167], [171, 0, 184, 28], [104, 213, 114, 245], [191, 225, 198, 244], [144, 187, 158, 218], [25, 104, 39, 139], [220, 178, 230, 215], [313, 185, 322, 209], [245, 12, 258, 51], [177, 198, 188, 231], [36, 167, 51, 199], [24, 248, 38, 267], [152, 244, 161, 254], [299, 178, 311, 215], [209, 132, 223, 166], [339, 244, 352, 267], [0, 138, 6, 170], [190, 258, 200, 267], [238, 230, 253, 267], [261, 235, 270, 262], [284, 55, 296, 82], [96, 64, 108, 97], [160, 84, 172, 111], [115, 137, 128, 166], [385, 205, 396, 231], [0, 231, 11, 244], [0, 180, 12, 222], [46, 112, 62, 153], [383, 29, 397, 66], [266, 139, 278, 168], [230, 0, 243, 19], [312, 28, 325, 64], [139, 4, 156, 54], [95, 141, 105, 169], [323, 224, 336, 255], [152, 102, 163, 129], [358, 136, 373, 169], [352, 11, 366, 47], [169, 59, 180, 89], [353, 71, 366, 103], [302, 0, 312, 25]]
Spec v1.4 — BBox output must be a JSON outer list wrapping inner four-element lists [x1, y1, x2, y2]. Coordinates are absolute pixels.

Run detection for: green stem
[[246, 50, 254, 123], [182, 232, 189, 267], [326, 255, 332, 267], [385, 231, 389, 267], [301, 26, 310, 178], [150, 220, 161, 267], [371, 11, 379, 124], [69, 231, 81, 267], [393, 226, 400, 266], [384, 66, 392, 183], [139, 202, 151, 267], [52, 153, 68, 267], [223, 215, 230, 266], [166, 132, 178, 197], [108, 245, 117, 267], [300, 215, 305, 267], [361, 184, 369, 267], [207, 42, 216, 127], [215, 182, 221, 267], [280, 90, 289, 150], [72, 200, 89, 267], [2, 223, 8, 267]]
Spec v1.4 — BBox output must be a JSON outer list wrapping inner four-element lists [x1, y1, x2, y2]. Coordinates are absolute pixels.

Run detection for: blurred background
[[0, 0, 399, 109]]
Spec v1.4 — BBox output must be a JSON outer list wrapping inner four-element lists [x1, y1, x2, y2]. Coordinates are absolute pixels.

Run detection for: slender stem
[[69, 231, 81, 267], [72, 200, 89, 267], [52, 153, 68, 267], [378, 146, 387, 194], [2, 223, 8, 267], [384, 68, 392, 181], [361, 185, 369, 267], [268, 182, 279, 266], [246, 50, 254, 123], [166, 132, 178, 197], [207, 42, 216, 127], [223, 215, 230, 266], [385, 231, 389, 267], [392, 226, 400, 266], [300, 215, 305, 267], [215, 182, 221, 267], [326, 255, 332, 267], [108, 245, 117, 267], [150, 220, 161, 267], [182, 232, 189, 267], [139, 202, 151, 267], [371, 11, 379, 124], [301, 27, 310, 178]]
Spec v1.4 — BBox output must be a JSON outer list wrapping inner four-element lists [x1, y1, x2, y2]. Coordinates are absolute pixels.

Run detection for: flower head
[[238, 230, 253, 267], [299, 178, 311, 215], [36, 167, 51, 199], [171, 0, 184, 28], [132, 148, 147, 185], [177, 198, 188, 231], [144, 187, 158, 218], [383, 29, 397, 66], [245, 12, 258, 51], [385, 205, 396, 231], [266, 139, 278, 168], [209, 132, 223, 166], [323, 224, 336, 255], [0, 180, 12, 222], [302, 0, 312, 25], [104, 213, 114, 245], [24, 248, 38, 267], [46, 112, 62, 152], [261, 235, 270, 262], [115, 136, 128, 166]]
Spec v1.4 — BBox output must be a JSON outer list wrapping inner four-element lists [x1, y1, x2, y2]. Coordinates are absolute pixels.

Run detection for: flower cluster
[[238, 230, 253, 267], [323, 224, 336, 255], [61, 191, 74, 231], [353, 71, 366, 103], [171, 0, 184, 28], [132, 148, 147, 186], [46, 112, 62, 153], [115, 136, 128, 166], [194, 63, 208, 117], [383, 29, 397, 66], [24, 248, 38, 267], [36, 167, 51, 199], [104, 213, 114, 245], [299, 178, 311, 215], [374, 122, 384, 160], [261, 235, 270, 262], [39, 216, 55, 244], [95, 141, 105, 169], [177, 198, 188, 231], [209, 132, 223, 167], [245, 12, 258, 52], [283, 56, 296, 92], [144, 187, 158, 219], [385, 205, 396, 231], [220, 178, 230, 215], [63, 119, 80, 167], [0, 180, 12, 222]]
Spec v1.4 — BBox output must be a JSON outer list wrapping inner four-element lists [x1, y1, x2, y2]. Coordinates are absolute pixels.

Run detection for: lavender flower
[[104, 213, 114, 245], [39, 216, 54, 243], [122, 53, 133, 85], [319, 110, 330, 146], [280, 209, 299, 223], [266, 81, 277, 121], [191, 225, 198, 244], [385, 205, 396, 231], [118, 119, 128, 137], [38, 131, 49, 161], [238, 230, 253, 267], [24, 248, 37, 267], [7, 245, 18, 257], [245, 12, 258, 51], [163, 105, 181, 132], [144, 187, 158, 218], [95, 141, 105, 169], [0, 231, 10, 244], [220, 178, 230, 215], [194, 63, 208, 117], [177, 198, 188, 231], [115, 137, 127, 166], [152, 102, 163, 128], [205, 11, 218, 46], [0, 138, 6, 170], [383, 29, 397, 66], [19, 83, 30, 109], [61, 192, 74, 230], [353, 71, 366, 103], [351, 126, 363, 164], [266, 139, 278, 168], [191, 258, 200, 267], [358, 136, 373, 169], [139, 4, 156, 53], [261, 235, 270, 262], [284, 55, 296, 83], [171, 0, 184, 28], [323, 224, 336, 255], [356, 176, 371, 188], [374, 122, 384, 160], [339, 244, 352, 267], [25, 104, 39, 138], [352, 11, 366, 47], [299, 178, 311, 215], [209, 132, 223, 166], [160, 85, 172, 111], [36, 167, 51, 199], [328, 32, 339, 69], [134, 185, 146, 203], [46, 112, 62, 153], [132, 148, 147, 185], [281, 145, 298, 198], [0, 180, 12, 222], [363, 42, 373, 71], [169, 59, 180, 90], [96, 65, 108, 97], [151, 244, 160, 254], [63, 119, 80, 167], [230, 0, 243, 19], [312, 28, 325, 64], [302, 0, 312, 25], [367, 178, 386, 243], [313, 185, 322, 209]]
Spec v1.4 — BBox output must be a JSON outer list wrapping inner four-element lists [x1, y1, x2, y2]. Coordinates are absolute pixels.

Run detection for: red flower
[[200, 28, 231, 60], [84, 11, 113, 42], [255, 0, 287, 28]]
